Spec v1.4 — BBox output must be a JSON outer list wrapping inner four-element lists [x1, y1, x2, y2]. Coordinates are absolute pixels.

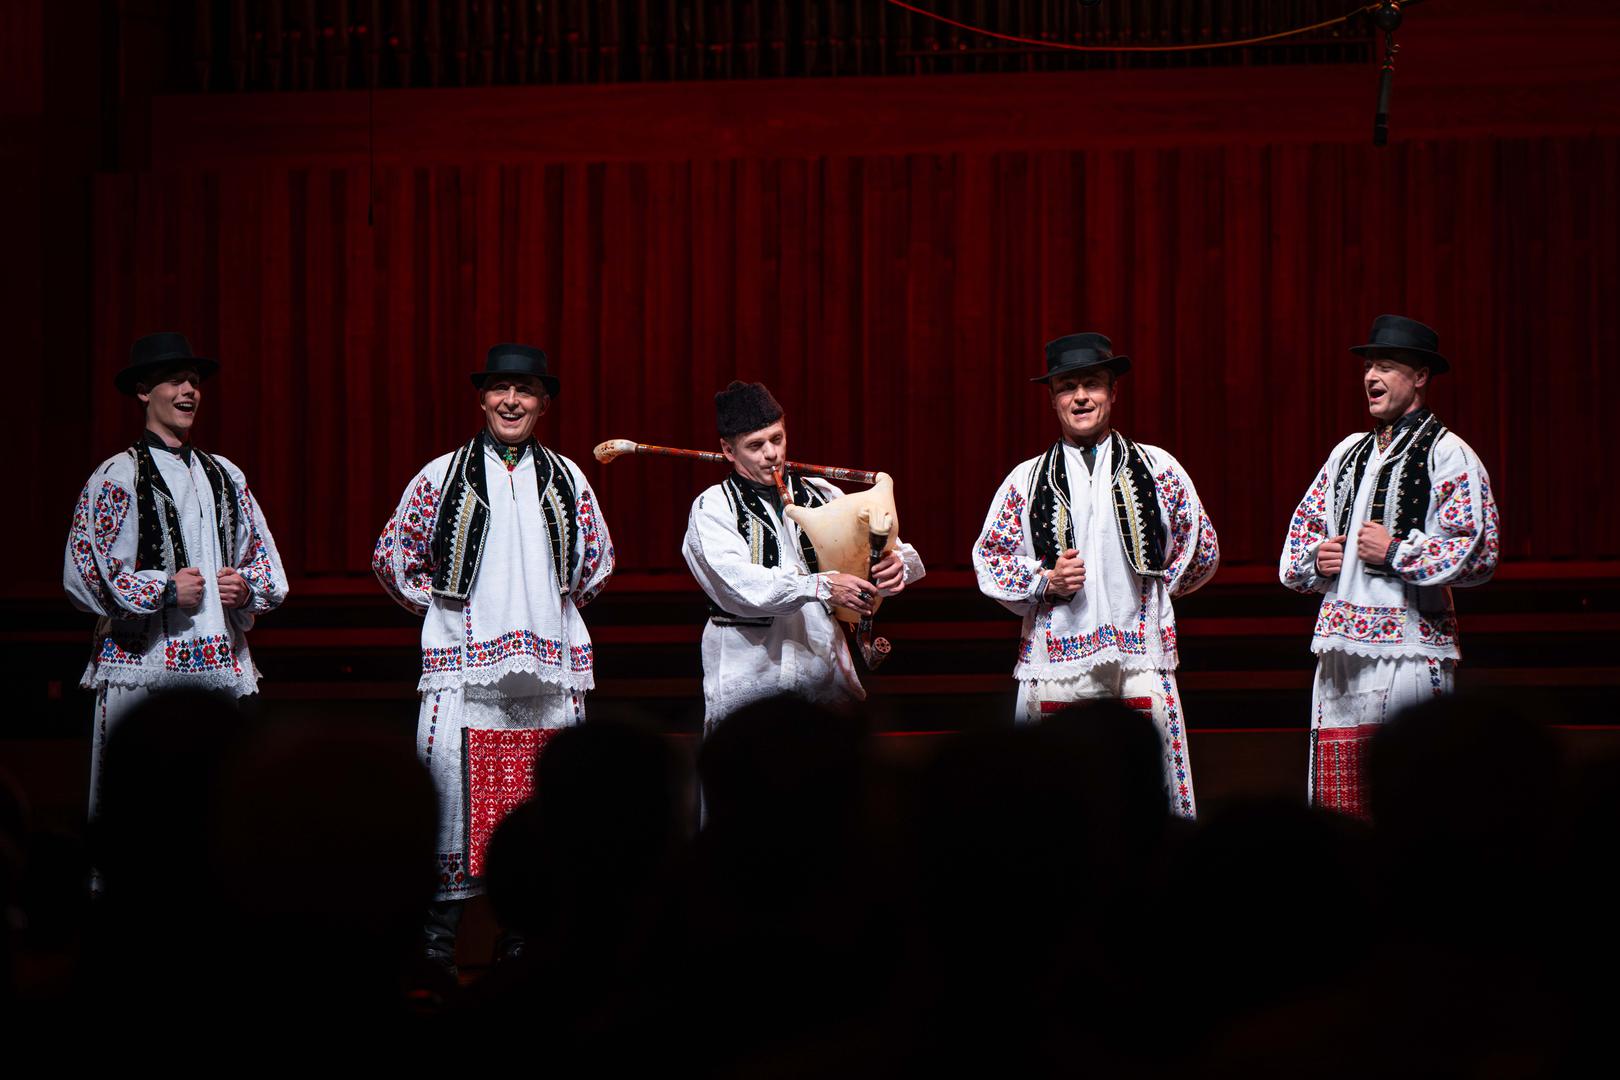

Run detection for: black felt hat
[[715, 380, 784, 439], [1349, 315, 1449, 374], [1032, 332, 1131, 382], [115, 332, 219, 396], [471, 343, 560, 397]]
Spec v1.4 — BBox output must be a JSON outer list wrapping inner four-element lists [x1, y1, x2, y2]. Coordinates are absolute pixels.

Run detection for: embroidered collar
[[143, 429, 193, 465], [432, 433, 577, 601], [1375, 407, 1430, 452], [482, 431, 531, 470], [1029, 434, 1167, 578], [1333, 412, 1447, 573]]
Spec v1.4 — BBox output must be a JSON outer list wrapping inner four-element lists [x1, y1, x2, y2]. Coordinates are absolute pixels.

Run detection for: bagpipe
[[592, 438, 903, 669]]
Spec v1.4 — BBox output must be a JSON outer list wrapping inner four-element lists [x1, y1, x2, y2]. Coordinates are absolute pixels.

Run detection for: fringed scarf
[[430, 433, 578, 601], [1332, 411, 1445, 577], [131, 439, 239, 573], [1028, 433, 1168, 578]]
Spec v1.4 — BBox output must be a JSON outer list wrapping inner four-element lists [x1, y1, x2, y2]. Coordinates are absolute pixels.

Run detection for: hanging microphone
[[1373, 64, 1393, 146], [1371, 2, 1403, 148]]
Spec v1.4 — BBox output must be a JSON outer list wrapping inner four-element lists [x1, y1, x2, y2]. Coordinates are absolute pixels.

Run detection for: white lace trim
[[1311, 639, 1460, 662], [82, 662, 261, 697], [417, 655, 595, 694], [1015, 646, 1176, 682]]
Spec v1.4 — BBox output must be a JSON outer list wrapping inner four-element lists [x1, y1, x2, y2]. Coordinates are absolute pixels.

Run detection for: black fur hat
[[715, 380, 784, 439]]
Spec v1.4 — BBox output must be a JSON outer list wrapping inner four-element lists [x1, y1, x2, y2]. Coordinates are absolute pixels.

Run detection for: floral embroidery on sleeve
[[233, 485, 283, 613], [1281, 467, 1331, 594], [1392, 471, 1501, 587], [68, 482, 112, 611], [374, 473, 440, 613], [86, 482, 164, 616], [571, 488, 614, 608], [1156, 468, 1218, 598], [974, 484, 1039, 598]]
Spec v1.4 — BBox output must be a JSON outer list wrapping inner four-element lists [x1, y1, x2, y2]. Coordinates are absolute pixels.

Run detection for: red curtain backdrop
[[71, 134, 1618, 584]]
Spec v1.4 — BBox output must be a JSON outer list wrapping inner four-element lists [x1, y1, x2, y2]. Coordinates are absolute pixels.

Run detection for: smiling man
[[64, 331, 289, 832], [374, 343, 613, 973], [682, 380, 925, 731], [1280, 316, 1500, 818], [971, 333, 1218, 819]]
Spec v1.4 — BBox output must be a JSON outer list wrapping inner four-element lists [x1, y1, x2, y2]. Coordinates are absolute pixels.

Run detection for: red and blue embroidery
[[1158, 673, 1194, 818], [437, 850, 466, 890], [1283, 468, 1331, 592], [374, 473, 441, 610], [976, 484, 1038, 596], [422, 646, 462, 674], [1044, 583, 1154, 664], [574, 489, 613, 607], [1155, 468, 1219, 595], [1416, 612, 1458, 648], [72, 481, 165, 614], [467, 630, 565, 671], [569, 643, 594, 673], [233, 485, 279, 608], [69, 483, 112, 608], [1045, 621, 1150, 663], [1392, 470, 1500, 586], [96, 637, 145, 668], [163, 633, 241, 675], [1315, 599, 1406, 645]]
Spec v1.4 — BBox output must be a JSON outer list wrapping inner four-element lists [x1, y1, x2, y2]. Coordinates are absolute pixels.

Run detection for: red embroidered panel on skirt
[[1312, 725, 1376, 821], [464, 727, 560, 878]]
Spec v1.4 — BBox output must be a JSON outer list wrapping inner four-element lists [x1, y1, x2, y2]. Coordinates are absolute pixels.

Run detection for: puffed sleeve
[[1388, 437, 1501, 588], [567, 461, 615, 608], [372, 463, 443, 615], [971, 464, 1047, 616], [64, 462, 168, 619], [683, 486, 825, 618], [1150, 450, 1219, 599], [218, 458, 288, 619], [888, 540, 926, 594], [1279, 460, 1337, 595]]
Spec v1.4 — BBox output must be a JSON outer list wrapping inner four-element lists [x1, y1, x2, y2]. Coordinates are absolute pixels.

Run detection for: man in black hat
[[64, 331, 289, 829], [971, 333, 1219, 819], [681, 380, 925, 731], [1279, 315, 1500, 818], [373, 343, 614, 972]]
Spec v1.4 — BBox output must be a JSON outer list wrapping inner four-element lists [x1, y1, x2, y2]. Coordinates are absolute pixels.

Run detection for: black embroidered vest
[[710, 472, 828, 626], [131, 440, 239, 573], [1027, 434, 1168, 578], [1331, 412, 1445, 577], [429, 434, 579, 601]]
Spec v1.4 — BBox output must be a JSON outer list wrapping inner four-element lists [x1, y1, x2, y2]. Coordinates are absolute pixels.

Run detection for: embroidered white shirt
[[683, 478, 925, 725], [1280, 428, 1500, 661], [973, 439, 1219, 682], [64, 446, 288, 696], [373, 442, 615, 693]]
